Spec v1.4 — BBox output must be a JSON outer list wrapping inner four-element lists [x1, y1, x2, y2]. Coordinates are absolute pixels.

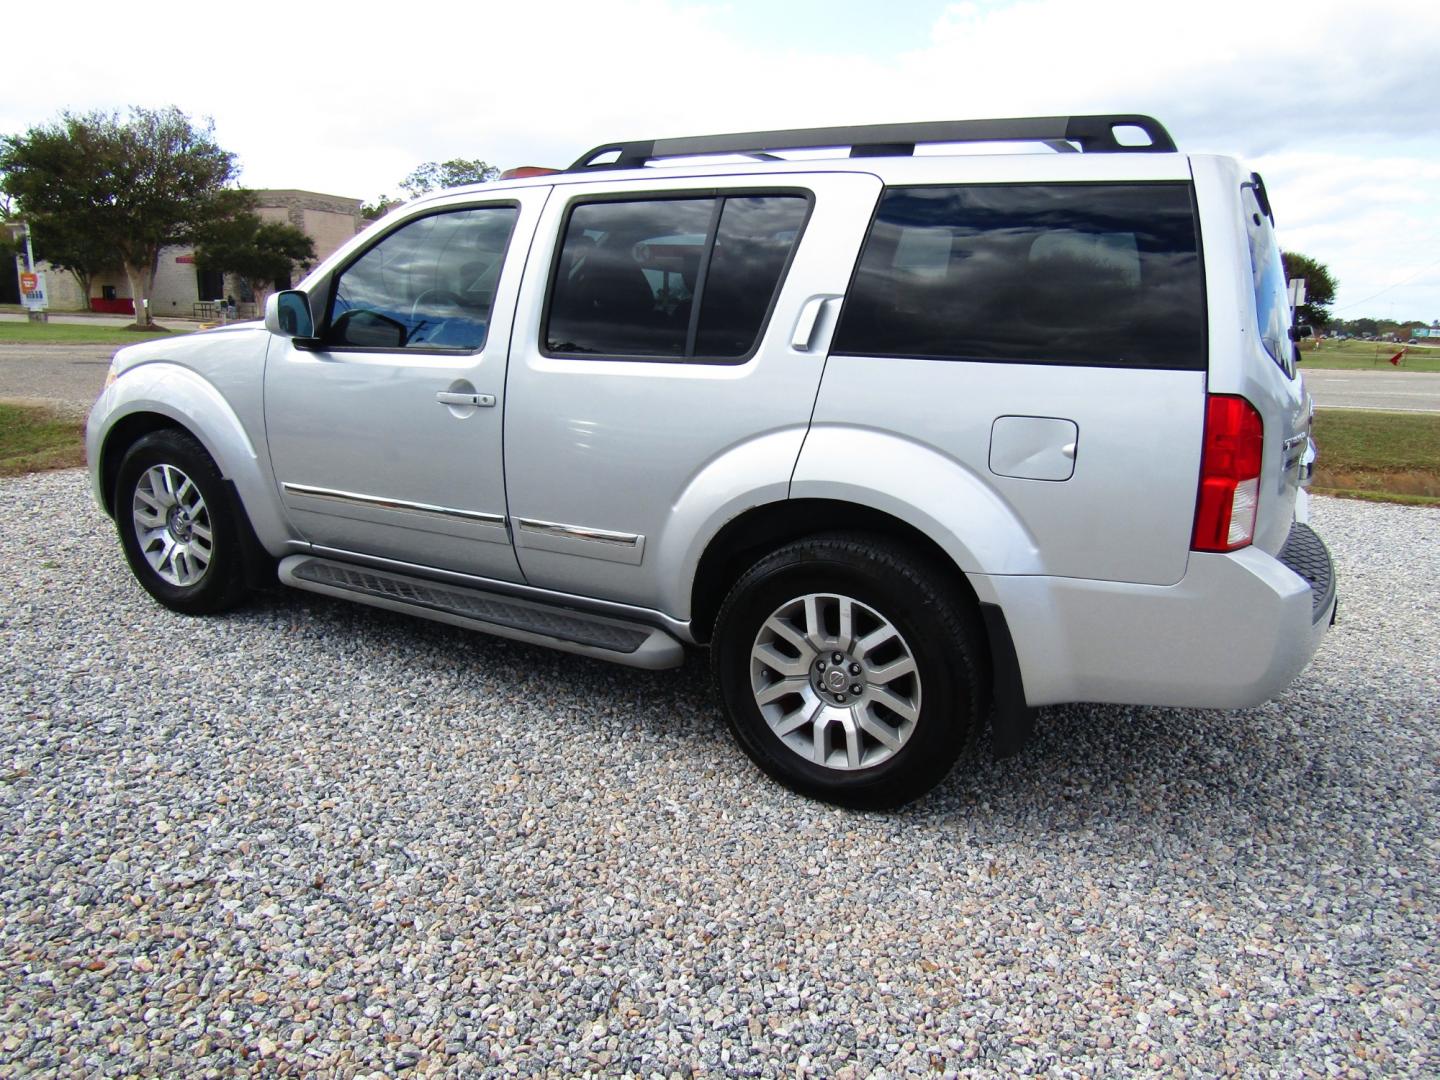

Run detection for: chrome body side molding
[[514, 517, 646, 566], [281, 483, 507, 527]]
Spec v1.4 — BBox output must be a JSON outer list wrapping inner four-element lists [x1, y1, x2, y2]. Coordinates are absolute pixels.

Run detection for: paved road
[[1302, 368, 1440, 412], [0, 344, 114, 415]]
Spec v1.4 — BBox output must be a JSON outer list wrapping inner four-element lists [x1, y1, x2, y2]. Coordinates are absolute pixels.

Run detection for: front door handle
[[436, 391, 495, 407]]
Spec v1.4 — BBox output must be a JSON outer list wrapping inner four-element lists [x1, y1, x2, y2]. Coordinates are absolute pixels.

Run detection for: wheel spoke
[[840, 711, 863, 768], [836, 596, 855, 652], [755, 675, 809, 706], [802, 595, 824, 645], [773, 696, 823, 738], [857, 707, 903, 751], [855, 623, 897, 657], [763, 615, 811, 657], [870, 686, 919, 725], [867, 655, 916, 685], [752, 642, 811, 678], [190, 521, 212, 543], [134, 487, 165, 515], [812, 713, 832, 764], [133, 506, 166, 530], [186, 543, 210, 570]]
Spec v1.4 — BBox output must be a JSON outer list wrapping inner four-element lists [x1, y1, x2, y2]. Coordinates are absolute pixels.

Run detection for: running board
[[278, 555, 685, 670]]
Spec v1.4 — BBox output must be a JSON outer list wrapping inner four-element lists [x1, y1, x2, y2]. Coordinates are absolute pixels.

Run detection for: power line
[[1335, 256, 1440, 313]]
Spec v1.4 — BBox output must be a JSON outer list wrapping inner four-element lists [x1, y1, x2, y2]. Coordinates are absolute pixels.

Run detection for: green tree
[[24, 214, 121, 309], [360, 194, 403, 221], [398, 158, 498, 198], [1280, 252, 1338, 328], [1, 107, 239, 327], [193, 193, 316, 307]]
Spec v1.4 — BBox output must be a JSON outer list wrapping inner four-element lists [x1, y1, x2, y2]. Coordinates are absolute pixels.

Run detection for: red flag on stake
[[1388, 346, 1407, 367]]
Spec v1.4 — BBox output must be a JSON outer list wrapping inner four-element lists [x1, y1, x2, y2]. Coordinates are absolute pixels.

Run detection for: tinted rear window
[[833, 183, 1205, 369], [545, 194, 808, 361]]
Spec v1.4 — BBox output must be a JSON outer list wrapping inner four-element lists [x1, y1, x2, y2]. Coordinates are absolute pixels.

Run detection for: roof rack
[[568, 114, 1177, 171]]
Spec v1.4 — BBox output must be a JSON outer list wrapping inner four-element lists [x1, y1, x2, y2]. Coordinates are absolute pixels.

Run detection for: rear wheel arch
[[690, 498, 983, 646]]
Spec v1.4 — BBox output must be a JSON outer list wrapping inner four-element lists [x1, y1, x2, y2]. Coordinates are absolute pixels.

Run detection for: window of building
[[545, 194, 808, 361], [833, 183, 1205, 370], [327, 204, 518, 352]]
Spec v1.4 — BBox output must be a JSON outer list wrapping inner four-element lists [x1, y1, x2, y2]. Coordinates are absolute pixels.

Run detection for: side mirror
[[1288, 324, 1314, 341], [265, 291, 319, 345]]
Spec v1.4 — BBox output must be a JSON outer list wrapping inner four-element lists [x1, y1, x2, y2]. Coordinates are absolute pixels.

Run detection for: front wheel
[[712, 534, 985, 809], [114, 429, 250, 615]]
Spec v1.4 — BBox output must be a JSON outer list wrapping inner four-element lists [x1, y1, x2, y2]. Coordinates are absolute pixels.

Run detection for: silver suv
[[86, 115, 1336, 807]]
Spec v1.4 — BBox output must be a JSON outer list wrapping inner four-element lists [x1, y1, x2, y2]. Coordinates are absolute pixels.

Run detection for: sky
[[6, 0, 1438, 320]]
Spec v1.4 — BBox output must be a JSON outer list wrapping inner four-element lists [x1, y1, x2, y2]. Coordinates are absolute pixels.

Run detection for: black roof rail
[[568, 114, 1177, 171]]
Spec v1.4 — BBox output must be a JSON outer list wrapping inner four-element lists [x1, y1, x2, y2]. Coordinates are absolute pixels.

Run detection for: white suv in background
[[87, 114, 1335, 806]]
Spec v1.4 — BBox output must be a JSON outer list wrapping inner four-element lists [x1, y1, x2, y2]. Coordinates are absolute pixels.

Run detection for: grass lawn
[[1299, 338, 1440, 372], [1311, 408, 1440, 505], [0, 322, 188, 346], [0, 403, 87, 477]]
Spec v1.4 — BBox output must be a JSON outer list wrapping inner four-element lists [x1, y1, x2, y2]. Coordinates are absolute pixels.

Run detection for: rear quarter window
[[1243, 181, 1295, 377], [833, 182, 1205, 370]]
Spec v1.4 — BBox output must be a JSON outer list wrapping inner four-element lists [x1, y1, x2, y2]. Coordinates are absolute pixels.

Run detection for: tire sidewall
[[114, 431, 243, 615], [714, 540, 975, 807]]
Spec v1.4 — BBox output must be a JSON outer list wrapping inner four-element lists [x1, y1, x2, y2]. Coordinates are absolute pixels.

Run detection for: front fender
[[88, 362, 291, 554], [790, 425, 1041, 579]]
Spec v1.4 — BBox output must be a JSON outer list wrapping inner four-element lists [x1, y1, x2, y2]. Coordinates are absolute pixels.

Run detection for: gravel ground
[[1, 470, 1436, 1077]]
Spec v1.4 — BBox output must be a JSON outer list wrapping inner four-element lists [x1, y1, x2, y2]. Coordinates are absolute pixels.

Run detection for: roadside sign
[[20, 270, 48, 311]]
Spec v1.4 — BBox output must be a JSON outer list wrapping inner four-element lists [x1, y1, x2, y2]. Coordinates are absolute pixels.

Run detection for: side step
[[278, 555, 685, 670]]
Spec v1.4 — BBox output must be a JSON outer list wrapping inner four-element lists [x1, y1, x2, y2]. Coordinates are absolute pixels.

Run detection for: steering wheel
[[409, 289, 467, 324]]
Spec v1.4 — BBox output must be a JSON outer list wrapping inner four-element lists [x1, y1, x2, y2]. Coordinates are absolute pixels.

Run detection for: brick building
[[16, 189, 364, 317]]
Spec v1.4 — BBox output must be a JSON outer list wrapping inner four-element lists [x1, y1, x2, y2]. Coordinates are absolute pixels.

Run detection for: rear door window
[[544, 194, 809, 362], [833, 182, 1205, 370]]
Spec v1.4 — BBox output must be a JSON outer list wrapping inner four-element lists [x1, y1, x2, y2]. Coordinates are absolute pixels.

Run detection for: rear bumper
[[972, 523, 1336, 709]]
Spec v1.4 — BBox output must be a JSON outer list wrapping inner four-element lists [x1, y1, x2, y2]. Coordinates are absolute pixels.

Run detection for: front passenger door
[[264, 191, 546, 582]]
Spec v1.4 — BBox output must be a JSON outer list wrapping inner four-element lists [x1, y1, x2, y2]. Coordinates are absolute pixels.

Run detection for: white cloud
[[6, 0, 1439, 316]]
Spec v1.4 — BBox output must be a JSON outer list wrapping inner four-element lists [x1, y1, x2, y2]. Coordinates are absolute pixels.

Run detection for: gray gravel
[[2, 470, 1436, 1077]]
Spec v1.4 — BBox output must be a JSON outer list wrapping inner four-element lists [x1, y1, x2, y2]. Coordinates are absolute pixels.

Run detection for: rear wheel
[[712, 533, 984, 808], [114, 430, 250, 615]]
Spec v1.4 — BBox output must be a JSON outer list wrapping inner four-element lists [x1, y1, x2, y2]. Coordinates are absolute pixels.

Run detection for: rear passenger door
[[503, 174, 882, 612]]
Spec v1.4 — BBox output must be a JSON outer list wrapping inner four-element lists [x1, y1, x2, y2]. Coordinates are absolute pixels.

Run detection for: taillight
[[1192, 394, 1264, 552]]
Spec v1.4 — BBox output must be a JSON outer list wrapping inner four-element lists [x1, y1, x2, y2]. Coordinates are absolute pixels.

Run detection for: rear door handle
[[791, 295, 842, 352], [436, 391, 495, 407]]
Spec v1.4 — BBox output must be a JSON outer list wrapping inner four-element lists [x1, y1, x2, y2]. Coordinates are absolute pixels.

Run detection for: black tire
[[114, 429, 250, 615], [711, 533, 986, 809]]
